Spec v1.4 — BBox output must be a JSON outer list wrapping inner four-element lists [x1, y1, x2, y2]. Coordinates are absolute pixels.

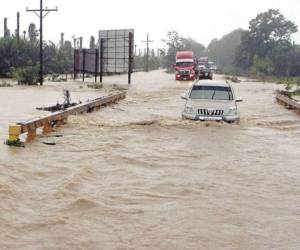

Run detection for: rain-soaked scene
[[1, 1, 300, 249]]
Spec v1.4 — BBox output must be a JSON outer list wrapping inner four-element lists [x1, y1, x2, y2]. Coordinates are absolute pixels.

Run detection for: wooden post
[[73, 49, 77, 80], [100, 39, 104, 83], [95, 49, 99, 83], [82, 49, 86, 82], [128, 32, 133, 85]]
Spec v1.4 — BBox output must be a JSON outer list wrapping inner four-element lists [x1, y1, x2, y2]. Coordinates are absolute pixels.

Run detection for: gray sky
[[2, 0, 300, 51]]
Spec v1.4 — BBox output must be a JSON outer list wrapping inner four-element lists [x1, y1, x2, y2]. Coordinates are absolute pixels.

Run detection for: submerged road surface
[[0, 71, 299, 249]]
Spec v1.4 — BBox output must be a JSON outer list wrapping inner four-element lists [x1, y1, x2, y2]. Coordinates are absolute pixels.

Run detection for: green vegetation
[[12, 65, 39, 85], [0, 24, 73, 84], [162, 9, 300, 82], [207, 29, 243, 74], [235, 9, 299, 78], [162, 30, 206, 70], [0, 80, 12, 87], [134, 49, 162, 72], [87, 83, 103, 89]]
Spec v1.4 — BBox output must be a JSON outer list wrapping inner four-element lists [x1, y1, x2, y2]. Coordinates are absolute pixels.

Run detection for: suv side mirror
[[236, 97, 243, 102]]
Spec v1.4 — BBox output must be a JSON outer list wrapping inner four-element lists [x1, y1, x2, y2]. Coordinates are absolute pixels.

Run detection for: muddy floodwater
[[0, 71, 299, 249]]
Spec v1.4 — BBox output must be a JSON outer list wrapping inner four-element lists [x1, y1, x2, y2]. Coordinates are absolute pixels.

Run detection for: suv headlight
[[184, 106, 195, 114], [228, 106, 237, 115]]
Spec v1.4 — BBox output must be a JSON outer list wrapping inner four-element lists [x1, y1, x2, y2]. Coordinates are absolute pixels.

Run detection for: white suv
[[181, 80, 243, 123]]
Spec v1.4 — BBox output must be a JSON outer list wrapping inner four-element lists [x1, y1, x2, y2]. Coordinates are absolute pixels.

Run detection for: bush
[[0, 80, 12, 87], [12, 65, 40, 85]]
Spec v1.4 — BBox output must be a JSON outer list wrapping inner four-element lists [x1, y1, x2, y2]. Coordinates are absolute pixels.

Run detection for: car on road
[[181, 80, 243, 123]]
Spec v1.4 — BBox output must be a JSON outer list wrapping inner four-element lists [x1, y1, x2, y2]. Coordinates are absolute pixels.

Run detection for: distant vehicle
[[197, 57, 213, 80], [174, 51, 196, 81], [208, 61, 217, 72], [181, 80, 243, 123]]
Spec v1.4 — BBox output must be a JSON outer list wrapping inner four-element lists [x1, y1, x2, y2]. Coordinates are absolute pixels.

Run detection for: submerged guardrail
[[276, 93, 300, 114], [6, 92, 126, 146]]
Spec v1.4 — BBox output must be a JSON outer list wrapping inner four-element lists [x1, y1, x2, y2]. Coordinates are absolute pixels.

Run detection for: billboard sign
[[74, 49, 98, 74], [99, 29, 134, 73]]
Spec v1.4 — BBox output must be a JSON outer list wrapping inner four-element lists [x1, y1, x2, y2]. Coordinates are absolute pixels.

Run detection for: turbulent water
[[0, 71, 299, 250]]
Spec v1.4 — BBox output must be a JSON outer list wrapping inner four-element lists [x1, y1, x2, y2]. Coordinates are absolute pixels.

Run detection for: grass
[[87, 83, 103, 89]]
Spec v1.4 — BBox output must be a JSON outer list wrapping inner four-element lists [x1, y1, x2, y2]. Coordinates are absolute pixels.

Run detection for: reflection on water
[[0, 71, 299, 249]]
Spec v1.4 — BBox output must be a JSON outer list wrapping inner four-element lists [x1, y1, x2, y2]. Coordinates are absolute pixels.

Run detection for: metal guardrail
[[276, 93, 300, 112], [6, 92, 126, 145]]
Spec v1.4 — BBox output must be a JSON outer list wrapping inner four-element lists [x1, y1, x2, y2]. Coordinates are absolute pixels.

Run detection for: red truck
[[174, 51, 196, 81]]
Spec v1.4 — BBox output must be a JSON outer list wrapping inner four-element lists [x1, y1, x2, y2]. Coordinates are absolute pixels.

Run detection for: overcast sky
[[2, 0, 300, 50]]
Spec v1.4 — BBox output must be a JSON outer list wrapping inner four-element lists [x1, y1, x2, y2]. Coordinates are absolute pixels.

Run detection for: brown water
[[0, 71, 299, 250]]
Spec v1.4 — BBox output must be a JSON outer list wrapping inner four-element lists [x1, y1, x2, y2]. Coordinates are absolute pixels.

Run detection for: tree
[[28, 23, 38, 42], [249, 9, 297, 43], [89, 36, 96, 49], [208, 29, 243, 73], [182, 37, 206, 58], [250, 55, 274, 77], [235, 9, 298, 76], [162, 30, 205, 69]]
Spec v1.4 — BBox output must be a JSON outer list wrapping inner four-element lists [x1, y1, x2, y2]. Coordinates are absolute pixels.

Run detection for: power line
[[141, 34, 154, 72], [26, 0, 58, 86]]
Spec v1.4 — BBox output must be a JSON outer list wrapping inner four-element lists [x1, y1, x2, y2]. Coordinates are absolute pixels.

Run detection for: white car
[[181, 80, 243, 123]]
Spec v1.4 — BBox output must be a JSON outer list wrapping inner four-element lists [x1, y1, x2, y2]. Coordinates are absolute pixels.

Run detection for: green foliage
[[0, 34, 73, 80], [250, 55, 274, 77], [162, 30, 206, 69], [134, 54, 162, 71], [208, 29, 243, 72], [0, 37, 39, 77], [235, 9, 298, 78], [12, 65, 39, 85], [0, 80, 12, 87], [87, 83, 103, 89]]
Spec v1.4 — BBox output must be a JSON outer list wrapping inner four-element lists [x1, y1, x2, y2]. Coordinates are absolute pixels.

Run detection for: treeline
[[162, 30, 206, 70], [235, 9, 300, 78], [0, 23, 73, 83], [162, 9, 300, 79]]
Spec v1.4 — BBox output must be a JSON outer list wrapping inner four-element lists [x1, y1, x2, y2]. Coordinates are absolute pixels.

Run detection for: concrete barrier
[[6, 92, 126, 145], [276, 93, 300, 113]]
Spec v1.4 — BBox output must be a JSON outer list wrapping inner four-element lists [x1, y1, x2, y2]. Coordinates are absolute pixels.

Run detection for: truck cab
[[175, 51, 196, 81]]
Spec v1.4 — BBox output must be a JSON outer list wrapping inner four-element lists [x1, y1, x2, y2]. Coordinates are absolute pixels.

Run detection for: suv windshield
[[190, 85, 233, 100], [176, 62, 193, 67]]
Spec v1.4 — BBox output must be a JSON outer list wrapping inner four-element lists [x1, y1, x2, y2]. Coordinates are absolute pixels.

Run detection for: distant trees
[[207, 29, 243, 74], [235, 9, 299, 77], [134, 51, 162, 71], [0, 23, 74, 82], [162, 30, 206, 69]]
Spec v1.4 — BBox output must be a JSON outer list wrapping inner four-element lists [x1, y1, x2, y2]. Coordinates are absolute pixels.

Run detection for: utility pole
[[26, 0, 58, 86], [141, 34, 154, 72], [16, 12, 20, 39]]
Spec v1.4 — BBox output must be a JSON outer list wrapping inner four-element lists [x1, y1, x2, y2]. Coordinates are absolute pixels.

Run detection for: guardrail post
[[27, 128, 37, 142], [43, 120, 54, 134]]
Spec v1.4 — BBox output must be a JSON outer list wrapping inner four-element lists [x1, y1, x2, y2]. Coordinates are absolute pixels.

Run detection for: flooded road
[[0, 71, 299, 249]]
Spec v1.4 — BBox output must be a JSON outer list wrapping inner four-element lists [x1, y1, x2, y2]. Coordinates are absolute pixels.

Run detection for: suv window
[[190, 85, 233, 100]]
